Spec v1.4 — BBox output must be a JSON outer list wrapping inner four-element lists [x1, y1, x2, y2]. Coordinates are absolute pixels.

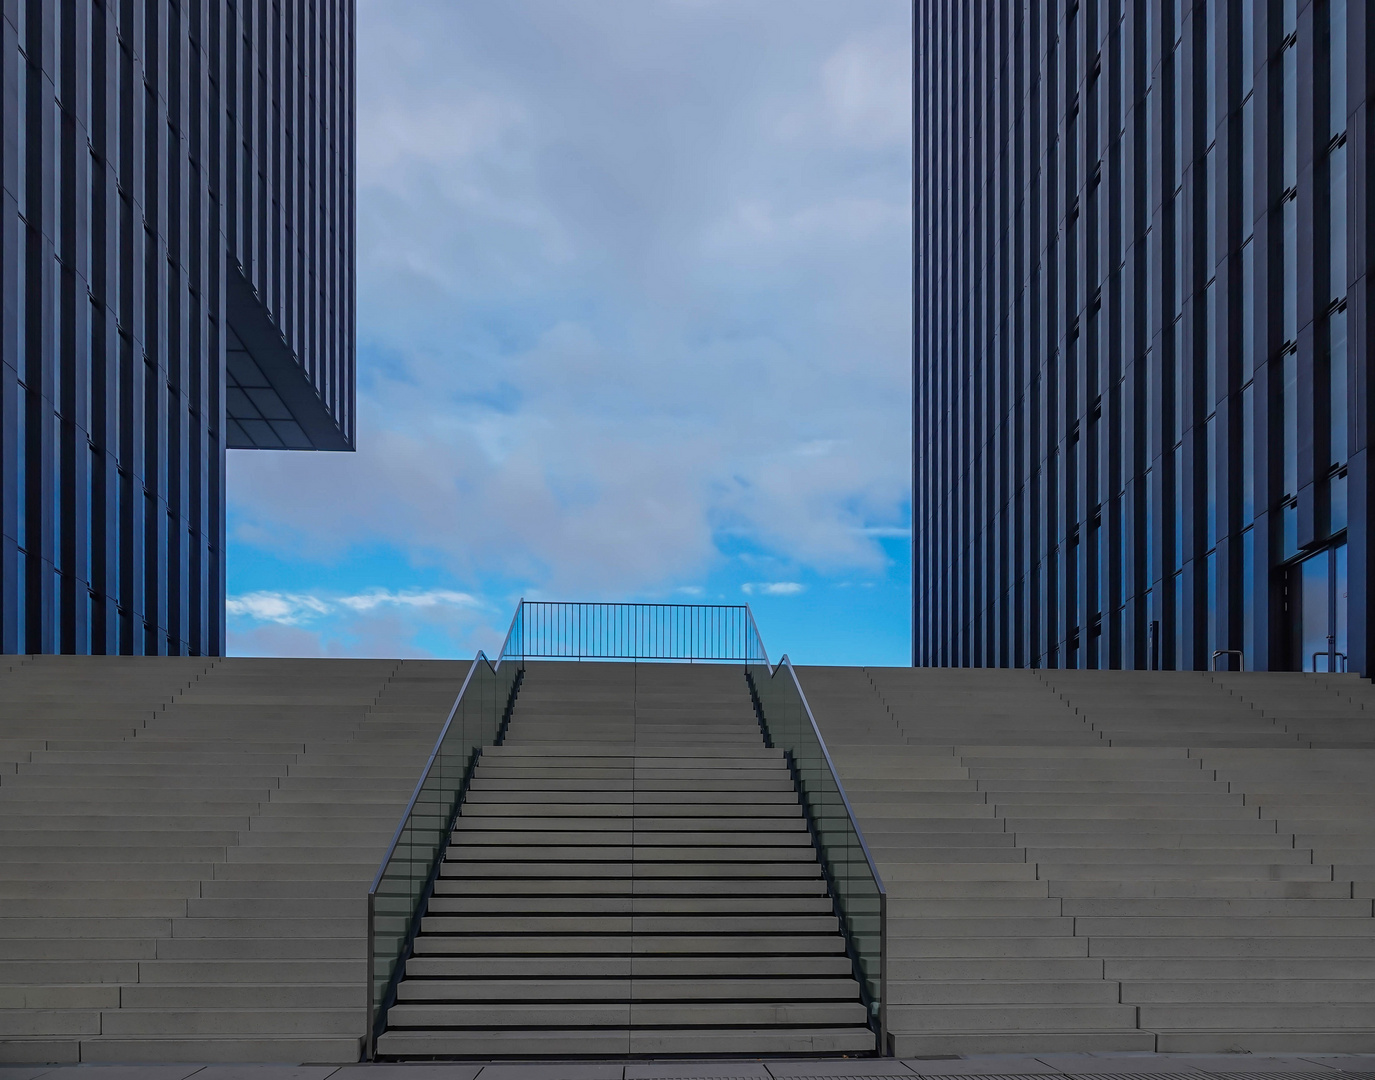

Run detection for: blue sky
[[225, 0, 913, 666]]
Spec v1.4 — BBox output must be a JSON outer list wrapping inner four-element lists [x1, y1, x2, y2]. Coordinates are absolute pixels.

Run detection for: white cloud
[[228, 589, 483, 625], [337, 589, 481, 613], [225, 592, 331, 625], [743, 582, 805, 596]]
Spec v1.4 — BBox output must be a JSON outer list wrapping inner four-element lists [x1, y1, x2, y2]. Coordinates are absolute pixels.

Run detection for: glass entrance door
[[1287, 542, 1348, 671]]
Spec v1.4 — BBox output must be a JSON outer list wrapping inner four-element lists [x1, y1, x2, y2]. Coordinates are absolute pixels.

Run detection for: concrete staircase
[[377, 661, 876, 1058], [799, 665, 1375, 1055], [0, 655, 460, 1064]]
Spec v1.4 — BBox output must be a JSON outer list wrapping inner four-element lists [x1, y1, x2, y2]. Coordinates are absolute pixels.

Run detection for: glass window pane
[[1173, 444, 1184, 572], [1331, 471, 1348, 533], [1242, 95, 1255, 233], [1283, 45, 1297, 191], [1283, 197, 1297, 344], [1331, 142, 1347, 301], [1205, 147, 1218, 273], [1173, 571, 1186, 669], [1174, 51, 1186, 192], [1207, 550, 1218, 658], [1331, 0, 1347, 140], [1330, 308, 1348, 465], [1242, 240, 1256, 375], [1241, 3, 1254, 97], [1206, 414, 1218, 550], [1205, 0, 1217, 139], [1242, 382, 1255, 524], [1206, 279, 1218, 407], [1283, 348, 1298, 497], [1335, 541, 1348, 662], [1242, 526, 1255, 664]]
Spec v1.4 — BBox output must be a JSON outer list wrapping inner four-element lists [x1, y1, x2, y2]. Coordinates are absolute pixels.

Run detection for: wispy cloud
[[742, 582, 805, 597], [225, 593, 332, 625], [228, 588, 482, 626], [337, 589, 481, 613]]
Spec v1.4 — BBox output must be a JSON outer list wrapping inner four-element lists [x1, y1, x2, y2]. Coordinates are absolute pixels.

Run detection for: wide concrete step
[[426, 896, 833, 914], [1121, 979, 1375, 1003], [375, 1026, 877, 1057], [385, 1000, 870, 1027], [885, 1002, 1138, 1031], [393, 977, 860, 1001]]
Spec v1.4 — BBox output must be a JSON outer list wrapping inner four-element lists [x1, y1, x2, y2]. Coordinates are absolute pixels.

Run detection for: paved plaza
[[3, 1054, 1375, 1080]]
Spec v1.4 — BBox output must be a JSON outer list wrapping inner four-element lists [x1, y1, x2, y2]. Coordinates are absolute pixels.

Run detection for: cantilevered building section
[[0, 0, 356, 656], [913, 0, 1375, 673]]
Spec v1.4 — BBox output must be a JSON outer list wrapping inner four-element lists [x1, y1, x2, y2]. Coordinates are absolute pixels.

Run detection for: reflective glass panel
[[1335, 542, 1349, 664], [1238, 377, 1258, 522], [1331, 471, 1348, 534], [1301, 550, 1331, 670], [1241, 4, 1254, 97], [1242, 526, 1255, 664], [1283, 198, 1298, 344], [1242, 96, 1255, 236], [1331, 143, 1347, 302], [1283, 348, 1298, 497], [1330, 309, 1348, 465], [1283, 45, 1297, 191], [1331, 0, 1347, 140], [1242, 240, 1256, 375]]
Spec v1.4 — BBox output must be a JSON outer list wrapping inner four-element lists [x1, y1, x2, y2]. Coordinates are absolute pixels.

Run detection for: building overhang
[[225, 265, 354, 452]]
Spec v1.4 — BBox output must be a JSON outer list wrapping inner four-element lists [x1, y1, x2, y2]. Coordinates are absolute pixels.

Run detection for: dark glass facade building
[[0, 1, 355, 656], [913, 0, 1374, 673]]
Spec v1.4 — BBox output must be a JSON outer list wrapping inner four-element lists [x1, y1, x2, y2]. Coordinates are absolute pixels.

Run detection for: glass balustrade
[[366, 649, 521, 1056], [747, 649, 887, 1049]]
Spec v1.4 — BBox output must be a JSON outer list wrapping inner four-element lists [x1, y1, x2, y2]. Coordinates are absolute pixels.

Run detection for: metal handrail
[[497, 598, 524, 663], [1312, 650, 1348, 672], [365, 647, 521, 1058], [744, 603, 772, 668], [1211, 649, 1245, 671], [747, 648, 888, 1053]]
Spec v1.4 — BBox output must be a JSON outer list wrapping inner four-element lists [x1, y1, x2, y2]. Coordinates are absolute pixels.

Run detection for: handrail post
[[365, 891, 375, 1060], [880, 887, 888, 1054], [1210, 649, 1244, 671]]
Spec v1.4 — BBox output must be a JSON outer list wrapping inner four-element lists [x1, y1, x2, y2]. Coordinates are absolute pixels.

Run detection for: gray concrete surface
[[3, 1050, 1375, 1078], [798, 666, 1375, 1056], [0, 655, 462, 1064]]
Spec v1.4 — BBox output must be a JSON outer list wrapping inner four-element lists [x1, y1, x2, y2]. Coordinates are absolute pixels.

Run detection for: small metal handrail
[[1312, 650, 1348, 672], [1211, 649, 1245, 671]]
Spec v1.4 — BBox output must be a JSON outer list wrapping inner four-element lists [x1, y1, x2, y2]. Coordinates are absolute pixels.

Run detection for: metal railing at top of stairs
[[365, 606, 525, 1059], [743, 615, 888, 1055], [505, 599, 768, 662]]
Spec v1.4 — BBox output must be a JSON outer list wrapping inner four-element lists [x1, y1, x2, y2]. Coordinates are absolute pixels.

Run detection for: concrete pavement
[[3, 1050, 1375, 1079]]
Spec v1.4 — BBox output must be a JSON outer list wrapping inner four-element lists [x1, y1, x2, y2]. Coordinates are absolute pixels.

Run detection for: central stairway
[[376, 661, 876, 1057]]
